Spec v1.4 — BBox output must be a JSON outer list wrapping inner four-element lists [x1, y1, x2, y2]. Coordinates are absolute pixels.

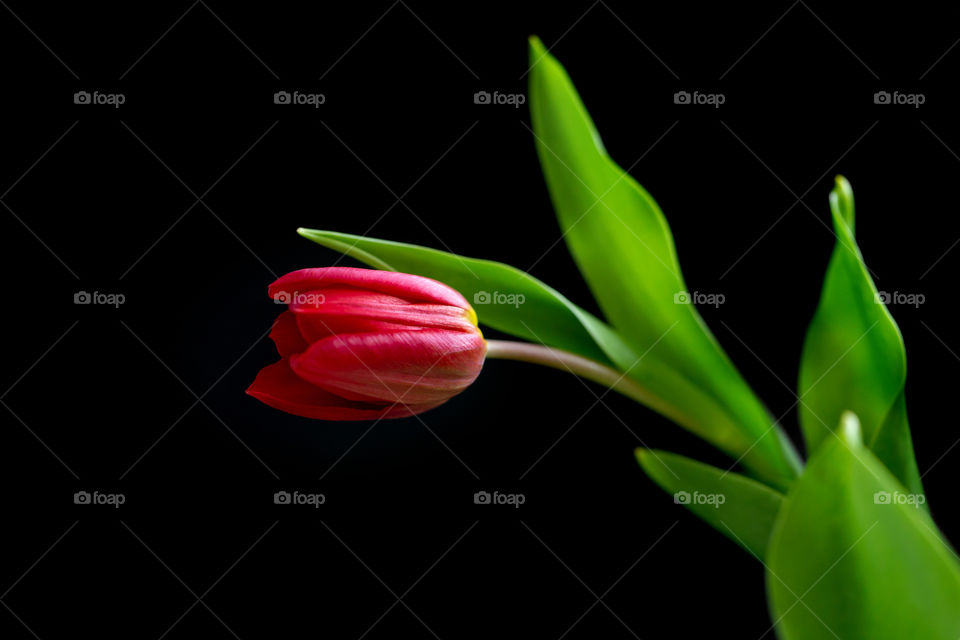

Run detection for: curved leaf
[[767, 413, 960, 639], [636, 448, 784, 558], [798, 176, 921, 494], [529, 37, 800, 488], [296, 228, 635, 367]]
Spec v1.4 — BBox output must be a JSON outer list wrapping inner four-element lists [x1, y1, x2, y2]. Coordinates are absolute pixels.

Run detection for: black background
[[2, 1, 960, 638]]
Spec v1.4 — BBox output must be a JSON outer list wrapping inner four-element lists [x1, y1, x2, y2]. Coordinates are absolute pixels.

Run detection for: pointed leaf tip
[[839, 411, 863, 447], [528, 35, 546, 55], [830, 174, 855, 232]]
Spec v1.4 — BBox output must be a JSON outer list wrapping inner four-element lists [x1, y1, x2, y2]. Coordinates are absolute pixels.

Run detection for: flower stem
[[484, 340, 657, 406]]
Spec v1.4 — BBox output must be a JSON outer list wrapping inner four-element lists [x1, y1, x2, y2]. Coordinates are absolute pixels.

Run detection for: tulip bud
[[247, 267, 486, 420]]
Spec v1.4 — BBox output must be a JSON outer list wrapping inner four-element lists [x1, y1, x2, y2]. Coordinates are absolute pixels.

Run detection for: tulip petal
[[270, 311, 309, 356], [290, 329, 486, 405], [289, 287, 476, 342], [268, 267, 471, 310], [246, 359, 440, 420]]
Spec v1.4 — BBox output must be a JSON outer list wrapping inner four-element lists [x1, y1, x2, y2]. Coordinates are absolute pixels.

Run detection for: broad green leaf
[[798, 176, 922, 495], [529, 37, 800, 488], [636, 448, 784, 558], [296, 228, 635, 367], [767, 413, 960, 639]]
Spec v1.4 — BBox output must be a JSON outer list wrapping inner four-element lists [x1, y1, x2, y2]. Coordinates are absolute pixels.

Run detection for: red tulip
[[247, 267, 487, 420]]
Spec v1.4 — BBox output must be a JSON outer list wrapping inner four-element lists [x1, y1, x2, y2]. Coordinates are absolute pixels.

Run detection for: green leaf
[[767, 413, 960, 639], [798, 176, 922, 495], [636, 448, 784, 558], [296, 228, 635, 367], [528, 37, 800, 488]]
